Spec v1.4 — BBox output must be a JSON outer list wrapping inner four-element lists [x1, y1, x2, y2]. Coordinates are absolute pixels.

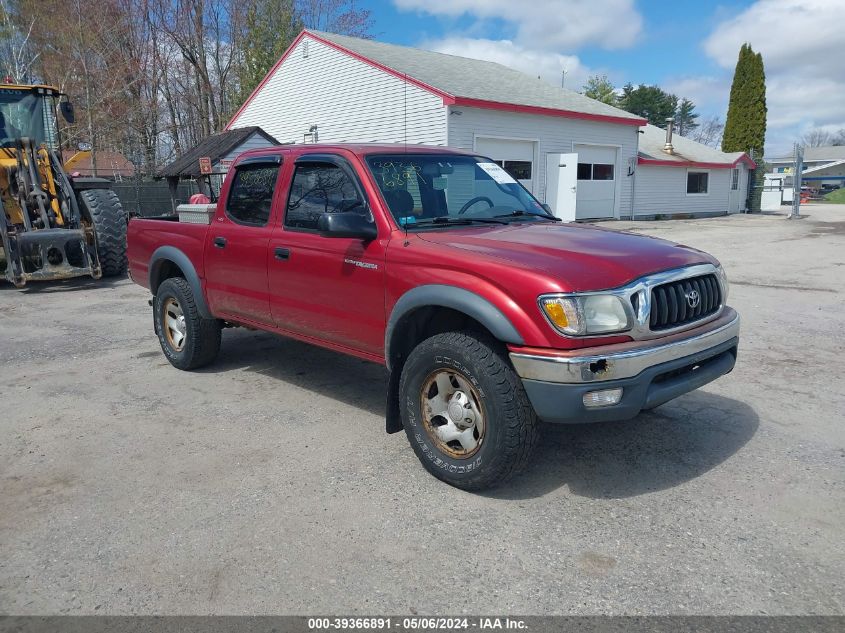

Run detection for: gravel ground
[[1, 204, 843, 615]]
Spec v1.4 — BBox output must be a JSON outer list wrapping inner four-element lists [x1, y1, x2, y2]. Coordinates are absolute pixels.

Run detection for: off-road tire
[[153, 277, 221, 370], [399, 330, 539, 490], [77, 188, 127, 276]]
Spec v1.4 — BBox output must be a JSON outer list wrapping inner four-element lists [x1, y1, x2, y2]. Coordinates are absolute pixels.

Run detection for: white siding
[[634, 166, 736, 216], [219, 132, 277, 164], [230, 36, 447, 146], [448, 106, 639, 218]]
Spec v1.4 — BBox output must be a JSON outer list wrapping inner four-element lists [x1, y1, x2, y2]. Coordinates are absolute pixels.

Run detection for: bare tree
[[801, 128, 832, 147], [692, 115, 725, 149], [0, 0, 38, 82]]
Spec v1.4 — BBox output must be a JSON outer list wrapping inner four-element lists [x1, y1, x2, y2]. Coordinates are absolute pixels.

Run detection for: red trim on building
[[227, 30, 650, 130], [450, 97, 646, 126], [638, 155, 756, 169]]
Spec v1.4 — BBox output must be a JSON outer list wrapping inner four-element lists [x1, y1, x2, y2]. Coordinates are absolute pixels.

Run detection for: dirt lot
[[1, 204, 843, 615]]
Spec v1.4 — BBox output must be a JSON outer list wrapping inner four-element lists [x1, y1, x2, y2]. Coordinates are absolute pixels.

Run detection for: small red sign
[[198, 156, 212, 175]]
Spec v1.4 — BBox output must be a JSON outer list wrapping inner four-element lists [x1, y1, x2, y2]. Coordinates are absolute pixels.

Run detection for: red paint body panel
[[127, 143, 725, 364]]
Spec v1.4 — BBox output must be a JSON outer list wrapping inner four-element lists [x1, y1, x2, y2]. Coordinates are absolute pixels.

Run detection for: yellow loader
[[0, 83, 126, 287]]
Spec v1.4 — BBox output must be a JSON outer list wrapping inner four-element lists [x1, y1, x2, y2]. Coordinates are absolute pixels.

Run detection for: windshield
[[0, 89, 57, 149], [366, 153, 553, 228]]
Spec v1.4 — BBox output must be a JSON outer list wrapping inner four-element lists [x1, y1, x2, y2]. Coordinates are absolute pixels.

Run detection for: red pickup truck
[[128, 144, 739, 490]]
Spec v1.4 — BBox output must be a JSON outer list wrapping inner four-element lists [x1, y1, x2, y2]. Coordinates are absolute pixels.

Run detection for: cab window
[[225, 162, 280, 226], [285, 161, 367, 231]]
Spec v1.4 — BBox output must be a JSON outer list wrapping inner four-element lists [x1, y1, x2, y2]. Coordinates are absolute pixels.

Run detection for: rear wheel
[[399, 330, 539, 490], [77, 188, 127, 276], [154, 277, 221, 370]]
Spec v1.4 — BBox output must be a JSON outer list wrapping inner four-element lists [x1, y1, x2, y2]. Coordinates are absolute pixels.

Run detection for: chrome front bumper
[[509, 310, 740, 424], [510, 310, 740, 384]]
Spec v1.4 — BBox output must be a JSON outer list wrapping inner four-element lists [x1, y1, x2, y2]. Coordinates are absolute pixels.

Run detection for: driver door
[[268, 154, 387, 356]]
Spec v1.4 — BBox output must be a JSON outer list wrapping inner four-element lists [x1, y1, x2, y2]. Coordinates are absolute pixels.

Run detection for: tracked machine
[[0, 83, 126, 287]]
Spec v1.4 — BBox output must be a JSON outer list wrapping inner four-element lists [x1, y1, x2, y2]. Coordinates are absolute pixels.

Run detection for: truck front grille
[[648, 274, 721, 331]]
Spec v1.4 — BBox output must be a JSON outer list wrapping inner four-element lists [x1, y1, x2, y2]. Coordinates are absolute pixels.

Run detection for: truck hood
[[416, 222, 716, 292]]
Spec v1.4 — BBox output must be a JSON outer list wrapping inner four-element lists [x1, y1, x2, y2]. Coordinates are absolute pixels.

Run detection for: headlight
[[539, 294, 632, 336], [716, 265, 729, 302]]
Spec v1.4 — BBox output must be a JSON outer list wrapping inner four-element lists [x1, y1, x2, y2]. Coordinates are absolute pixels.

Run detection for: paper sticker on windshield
[[478, 162, 517, 184]]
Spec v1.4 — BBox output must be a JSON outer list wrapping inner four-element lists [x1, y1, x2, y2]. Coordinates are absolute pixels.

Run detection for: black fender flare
[[385, 284, 525, 371], [148, 245, 212, 319], [383, 284, 525, 434]]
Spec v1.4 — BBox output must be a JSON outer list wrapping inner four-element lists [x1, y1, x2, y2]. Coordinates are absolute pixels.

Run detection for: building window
[[731, 168, 739, 190], [285, 161, 368, 231], [225, 162, 280, 226], [687, 171, 709, 195], [492, 160, 532, 181], [578, 162, 615, 181]]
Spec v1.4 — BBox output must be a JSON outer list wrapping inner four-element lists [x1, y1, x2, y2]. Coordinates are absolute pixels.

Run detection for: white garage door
[[475, 138, 536, 193], [574, 144, 617, 219]]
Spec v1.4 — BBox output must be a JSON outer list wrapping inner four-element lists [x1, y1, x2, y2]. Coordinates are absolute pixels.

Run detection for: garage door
[[574, 144, 617, 219], [475, 138, 536, 193]]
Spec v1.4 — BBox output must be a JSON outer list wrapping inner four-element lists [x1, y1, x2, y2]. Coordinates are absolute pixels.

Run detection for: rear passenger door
[[204, 156, 282, 324], [268, 154, 387, 357]]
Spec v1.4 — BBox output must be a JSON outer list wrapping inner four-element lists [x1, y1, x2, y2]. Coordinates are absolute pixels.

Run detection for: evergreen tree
[[583, 74, 617, 105], [722, 43, 767, 211], [674, 98, 699, 136], [618, 84, 678, 126], [238, 0, 302, 104]]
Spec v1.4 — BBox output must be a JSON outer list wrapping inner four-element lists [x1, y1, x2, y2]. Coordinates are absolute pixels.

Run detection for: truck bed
[[127, 216, 209, 290]]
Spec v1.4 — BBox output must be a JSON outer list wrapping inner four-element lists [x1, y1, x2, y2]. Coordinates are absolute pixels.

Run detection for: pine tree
[[675, 98, 699, 136], [238, 0, 302, 105], [722, 43, 767, 212], [583, 75, 617, 106]]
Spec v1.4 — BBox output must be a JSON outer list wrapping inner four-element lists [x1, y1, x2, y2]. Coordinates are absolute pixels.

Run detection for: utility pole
[[561, 69, 567, 89], [789, 143, 803, 219]]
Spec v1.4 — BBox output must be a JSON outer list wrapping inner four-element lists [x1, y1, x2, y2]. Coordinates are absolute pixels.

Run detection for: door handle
[[213, 236, 227, 248], [274, 246, 290, 261]]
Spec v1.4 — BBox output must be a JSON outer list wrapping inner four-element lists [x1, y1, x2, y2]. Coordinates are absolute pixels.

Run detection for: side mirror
[[60, 100, 75, 124], [318, 211, 377, 241], [541, 203, 553, 214]]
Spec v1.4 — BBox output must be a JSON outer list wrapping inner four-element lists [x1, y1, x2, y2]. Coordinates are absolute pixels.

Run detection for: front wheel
[[399, 331, 539, 490], [153, 277, 221, 370]]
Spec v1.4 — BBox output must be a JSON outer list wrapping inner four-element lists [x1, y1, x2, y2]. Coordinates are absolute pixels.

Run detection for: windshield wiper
[[494, 210, 561, 222], [410, 216, 510, 227]]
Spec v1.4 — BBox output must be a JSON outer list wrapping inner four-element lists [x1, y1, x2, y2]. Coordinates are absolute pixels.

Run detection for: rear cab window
[[225, 159, 282, 226]]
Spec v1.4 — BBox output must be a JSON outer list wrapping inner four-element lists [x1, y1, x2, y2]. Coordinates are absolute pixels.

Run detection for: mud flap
[[385, 368, 403, 434]]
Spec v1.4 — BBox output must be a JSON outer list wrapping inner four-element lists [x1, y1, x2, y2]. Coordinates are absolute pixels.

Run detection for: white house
[[768, 146, 845, 189], [228, 30, 754, 220], [634, 124, 754, 217]]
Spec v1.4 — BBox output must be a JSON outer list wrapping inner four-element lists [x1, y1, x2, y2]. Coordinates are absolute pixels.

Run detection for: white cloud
[[422, 37, 591, 89], [394, 0, 642, 50], [702, 0, 845, 155]]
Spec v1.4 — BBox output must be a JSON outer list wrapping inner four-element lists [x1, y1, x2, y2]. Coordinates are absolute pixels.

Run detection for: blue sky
[[355, 0, 845, 157]]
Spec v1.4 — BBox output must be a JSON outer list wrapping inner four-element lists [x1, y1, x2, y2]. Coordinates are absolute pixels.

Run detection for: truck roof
[[235, 143, 478, 160]]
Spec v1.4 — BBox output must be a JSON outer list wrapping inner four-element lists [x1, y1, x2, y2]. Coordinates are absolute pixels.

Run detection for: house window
[[687, 171, 709, 195], [225, 162, 281, 226], [731, 168, 739, 190], [492, 160, 532, 181], [577, 162, 615, 181]]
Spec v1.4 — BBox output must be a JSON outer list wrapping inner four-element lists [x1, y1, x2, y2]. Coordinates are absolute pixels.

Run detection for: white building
[[768, 146, 845, 189], [634, 125, 754, 217], [228, 30, 754, 220]]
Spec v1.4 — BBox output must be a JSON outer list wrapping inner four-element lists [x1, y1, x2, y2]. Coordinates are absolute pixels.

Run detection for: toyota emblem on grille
[[685, 289, 701, 308]]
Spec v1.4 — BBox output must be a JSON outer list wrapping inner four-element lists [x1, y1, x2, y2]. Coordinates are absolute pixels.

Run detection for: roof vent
[[663, 117, 675, 154]]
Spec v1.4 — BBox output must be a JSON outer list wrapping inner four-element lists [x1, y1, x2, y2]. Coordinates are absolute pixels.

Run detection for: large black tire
[[399, 330, 539, 490], [77, 188, 127, 276], [153, 277, 221, 370]]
